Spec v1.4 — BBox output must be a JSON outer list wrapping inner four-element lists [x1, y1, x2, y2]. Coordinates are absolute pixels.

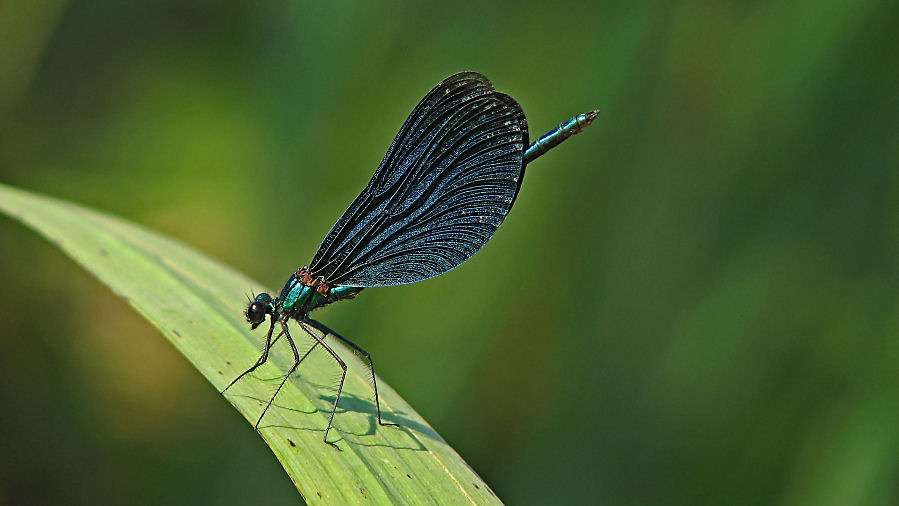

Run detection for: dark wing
[[308, 72, 529, 288]]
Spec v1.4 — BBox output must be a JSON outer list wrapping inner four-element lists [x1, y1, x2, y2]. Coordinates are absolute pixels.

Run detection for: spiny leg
[[267, 327, 306, 356], [270, 329, 285, 347], [254, 318, 302, 429], [308, 318, 398, 429], [299, 320, 347, 450], [221, 318, 276, 394], [258, 329, 320, 383], [225, 328, 312, 389]]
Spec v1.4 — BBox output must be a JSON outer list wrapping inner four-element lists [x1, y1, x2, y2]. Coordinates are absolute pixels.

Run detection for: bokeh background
[[1, 0, 897, 504]]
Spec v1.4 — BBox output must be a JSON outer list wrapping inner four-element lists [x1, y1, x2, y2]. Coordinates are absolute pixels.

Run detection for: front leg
[[221, 317, 276, 394]]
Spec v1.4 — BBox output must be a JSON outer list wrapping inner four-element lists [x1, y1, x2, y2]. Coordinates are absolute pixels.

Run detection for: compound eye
[[245, 301, 267, 325]]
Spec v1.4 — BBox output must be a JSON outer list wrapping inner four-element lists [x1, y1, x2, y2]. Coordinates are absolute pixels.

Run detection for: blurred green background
[[1, 0, 897, 504]]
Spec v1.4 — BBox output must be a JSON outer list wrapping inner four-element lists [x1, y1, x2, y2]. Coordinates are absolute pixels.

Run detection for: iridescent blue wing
[[308, 72, 529, 287]]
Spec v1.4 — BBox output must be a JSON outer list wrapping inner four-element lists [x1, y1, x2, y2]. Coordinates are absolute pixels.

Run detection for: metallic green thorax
[[276, 267, 361, 317]]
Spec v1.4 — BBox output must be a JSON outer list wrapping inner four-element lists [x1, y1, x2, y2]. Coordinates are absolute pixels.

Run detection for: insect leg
[[308, 318, 398, 429], [269, 329, 285, 347], [221, 317, 276, 394], [298, 320, 347, 450], [254, 317, 301, 430]]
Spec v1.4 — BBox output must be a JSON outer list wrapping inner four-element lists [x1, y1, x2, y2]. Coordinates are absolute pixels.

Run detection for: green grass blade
[[0, 182, 501, 505]]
